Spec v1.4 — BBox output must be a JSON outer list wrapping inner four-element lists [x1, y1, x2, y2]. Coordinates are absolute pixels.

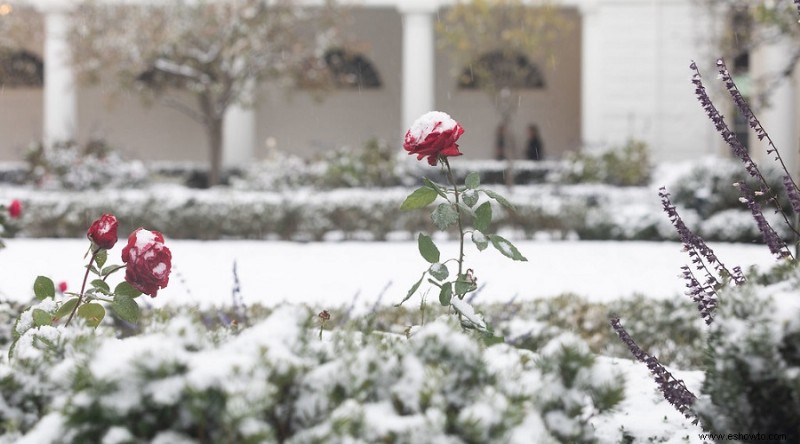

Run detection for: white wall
[[581, 0, 719, 162]]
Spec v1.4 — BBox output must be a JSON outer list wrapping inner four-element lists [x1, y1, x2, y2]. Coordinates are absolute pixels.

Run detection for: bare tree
[[436, 0, 570, 166], [70, 0, 343, 186]]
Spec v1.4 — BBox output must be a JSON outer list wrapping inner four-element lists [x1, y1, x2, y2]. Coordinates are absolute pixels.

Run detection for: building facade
[[0, 0, 797, 171]]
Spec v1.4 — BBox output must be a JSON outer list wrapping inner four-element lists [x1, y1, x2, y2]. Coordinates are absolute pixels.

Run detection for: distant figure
[[525, 124, 544, 160], [495, 123, 507, 160]]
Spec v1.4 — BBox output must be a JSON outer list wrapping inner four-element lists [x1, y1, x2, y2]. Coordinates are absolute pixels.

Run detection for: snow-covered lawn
[[0, 238, 774, 308]]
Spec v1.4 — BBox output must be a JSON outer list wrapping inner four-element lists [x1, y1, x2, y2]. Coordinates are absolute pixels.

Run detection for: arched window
[[0, 49, 43, 88], [458, 50, 544, 90], [323, 48, 381, 89]]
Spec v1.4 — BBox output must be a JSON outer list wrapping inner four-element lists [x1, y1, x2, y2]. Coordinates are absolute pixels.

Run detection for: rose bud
[[404, 111, 464, 166], [8, 199, 21, 219], [87, 214, 119, 250], [121, 228, 172, 297], [58, 281, 68, 293]]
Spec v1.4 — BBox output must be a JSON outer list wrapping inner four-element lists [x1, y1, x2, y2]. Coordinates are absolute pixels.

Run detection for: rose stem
[[65, 250, 99, 326], [443, 158, 466, 288]]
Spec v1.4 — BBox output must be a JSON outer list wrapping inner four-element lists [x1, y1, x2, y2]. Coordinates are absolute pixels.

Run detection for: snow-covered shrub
[[0, 299, 110, 441], [231, 149, 313, 191], [2, 306, 624, 443], [316, 138, 406, 188], [234, 139, 411, 191], [669, 157, 790, 219], [497, 294, 705, 369], [694, 265, 800, 440], [559, 140, 652, 187], [24, 140, 148, 191]]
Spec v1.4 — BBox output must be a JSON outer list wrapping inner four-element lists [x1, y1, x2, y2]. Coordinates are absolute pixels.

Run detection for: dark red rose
[[403, 111, 464, 166], [121, 228, 172, 297], [8, 199, 21, 219], [87, 214, 119, 250]]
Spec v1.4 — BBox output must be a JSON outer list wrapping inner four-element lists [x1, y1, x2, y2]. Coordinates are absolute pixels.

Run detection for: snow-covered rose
[[404, 111, 464, 166], [121, 228, 172, 297], [8, 199, 21, 218], [87, 214, 119, 250]]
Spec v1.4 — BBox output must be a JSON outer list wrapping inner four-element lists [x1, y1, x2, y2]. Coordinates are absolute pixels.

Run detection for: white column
[[223, 104, 256, 168], [399, 3, 437, 133], [579, 2, 604, 153], [43, 9, 77, 144], [758, 36, 798, 176]]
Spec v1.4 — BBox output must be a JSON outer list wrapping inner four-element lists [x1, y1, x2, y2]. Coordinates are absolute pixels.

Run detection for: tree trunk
[[198, 93, 224, 188], [493, 88, 519, 189], [206, 116, 224, 188]]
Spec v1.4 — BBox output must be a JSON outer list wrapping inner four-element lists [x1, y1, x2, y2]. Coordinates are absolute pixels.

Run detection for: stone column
[[223, 101, 256, 169], [399, 2, 437, 133], [579, 1, 603, 153], [43, 7, 77, 144]]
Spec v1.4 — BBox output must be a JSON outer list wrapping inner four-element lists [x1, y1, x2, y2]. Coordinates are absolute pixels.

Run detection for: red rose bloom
[[121, 228, 172, 297], [87, 214, 119, 250], [8, 199, 21, 219], [404, 111, 464, 166]]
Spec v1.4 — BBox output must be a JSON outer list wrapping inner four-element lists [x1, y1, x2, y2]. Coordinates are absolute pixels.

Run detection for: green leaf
[[454, 278, 477, 297], [438, 283, 452, 306], [112, 295, 139, 324], [431, 203, 459, 230], [114, 281, 143, 299], [465, 172, 480, 189], [101, 264, 126, 277], [482, 334, 505, 346], [428, 263, 449, 281], [400, 186, 438, 210], [94, 249, 108, 270], [483, 189, 515, 211], [396, 273, 426, 307], [77, 303, 105, 328], [417, 233, 440, 264], [423, 178, 448, 198], [488, 234, 528, 261], [461, 189, 479, 208], [471, 230, 489, 251], [91, 279, 110, 294], [32, 309, 52, 327], [33, 276, 55, 300], [55, 298, 80, 320], [474, 202, 492, 232]]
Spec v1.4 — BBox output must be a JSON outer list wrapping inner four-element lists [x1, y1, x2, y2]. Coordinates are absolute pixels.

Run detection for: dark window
[[0, 49, 43, 88], [458, 50, 545, 90], [323, 48, 381, 89], [729, 9, 752, 74]]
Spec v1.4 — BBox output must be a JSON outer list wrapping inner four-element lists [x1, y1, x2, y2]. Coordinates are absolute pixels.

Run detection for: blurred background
[[0, 0, 798, 242]]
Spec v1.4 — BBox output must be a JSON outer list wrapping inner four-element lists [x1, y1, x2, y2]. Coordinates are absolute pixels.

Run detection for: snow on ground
[[0, 238, 776, 310]]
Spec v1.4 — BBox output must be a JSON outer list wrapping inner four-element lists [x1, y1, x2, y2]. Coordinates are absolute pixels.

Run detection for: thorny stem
[[65, 250, 99, 326], [443, 158, 466, 285]]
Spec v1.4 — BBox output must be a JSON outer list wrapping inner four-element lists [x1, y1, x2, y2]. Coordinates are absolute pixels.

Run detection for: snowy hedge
[[1, 304, 630, 443], [0, 183, 660, 241], [695, 264, 800, 439]]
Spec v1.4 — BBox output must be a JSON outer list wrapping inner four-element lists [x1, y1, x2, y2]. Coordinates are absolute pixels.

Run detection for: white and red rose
[[121, 228, 172, 297], [87, 214, 119, 250], [404, 111, 464, 166]]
